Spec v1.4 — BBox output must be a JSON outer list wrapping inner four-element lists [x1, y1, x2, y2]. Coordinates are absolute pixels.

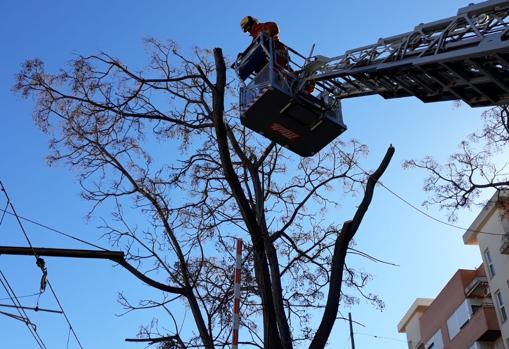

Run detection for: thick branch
[[309, 145, 395, 349], [117, 260, 187, 295]]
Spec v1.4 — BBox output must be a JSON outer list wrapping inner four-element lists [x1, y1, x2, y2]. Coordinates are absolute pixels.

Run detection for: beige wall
[[476, 209, 509, 349], [398, 299, 433, 349], [406, 312, 425, 349]]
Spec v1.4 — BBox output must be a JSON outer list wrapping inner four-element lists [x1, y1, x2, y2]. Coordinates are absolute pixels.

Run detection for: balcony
[[449, 305, 500, 348], [465, 276, 489, 298], [500, 234, 509, 255]]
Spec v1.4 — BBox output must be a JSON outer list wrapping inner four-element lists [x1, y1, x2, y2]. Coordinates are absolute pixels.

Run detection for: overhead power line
[[0, 292, 41, 302], [355, 331, 407, 343], [0, 269, 48, 349], [378, 181, 506, 237], [0, 302, 63, 314], [0, 207, 108, 251], [339, 150, 507, 237], [47, 280, 85, 349], [0, 180, 85, 349]]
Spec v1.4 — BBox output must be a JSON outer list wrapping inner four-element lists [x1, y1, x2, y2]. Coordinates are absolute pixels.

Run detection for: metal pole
[[349, 312, 356, 349], [0, 245, 183, 294], [232, 239, 243, 349], [0, 245, 124, 261]]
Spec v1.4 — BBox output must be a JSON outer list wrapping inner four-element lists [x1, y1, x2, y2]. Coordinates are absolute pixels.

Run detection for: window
[[425, 329, 443, 349], [447, 300, 470, 339], [484, 248, 496, 278], [495, 290, 507, 323]]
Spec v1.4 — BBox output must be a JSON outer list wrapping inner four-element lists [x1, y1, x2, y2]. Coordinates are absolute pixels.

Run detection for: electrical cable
[[355, 331, 406, 343], [0, 302, 63, 314], [0, 309, 33, 323], [0, 182, 36, 252], [47, 280, 84, 349], [0, 180, 85, 349], [0, 182, 48, 349], [0, 269, 48, 349], [0, 292, 41, 302], [0, 207, 108, 251], [66, 326, 72, 349], [378, 181, 506, 237], [0, 199, 8, 225], [338, 150, 507, 237]]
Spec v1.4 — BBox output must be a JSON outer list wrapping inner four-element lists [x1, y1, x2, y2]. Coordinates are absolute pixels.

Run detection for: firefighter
[[239, 16, 314, 94], [240, 16, 279, 41], [240, 16, 289, 70]]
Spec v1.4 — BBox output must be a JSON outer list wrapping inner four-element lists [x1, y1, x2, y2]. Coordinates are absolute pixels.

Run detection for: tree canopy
[[15, 39, 394, 348], [405, 105, 509, 220]]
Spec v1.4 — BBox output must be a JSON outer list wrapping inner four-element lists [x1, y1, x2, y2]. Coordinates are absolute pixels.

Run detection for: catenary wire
[[0, 207, 109, 251], [0, 181, 49, 348], [0, 181, 37, 251], [1, 180, 85, 349], [0, 199, 8, 225], [0, 292, 41, 302], [0, 269, 48, 349], [47, 280, 85, 349], [0, 309, 32, 323], [66, 326, 72, 349], [0, 302, 63, 314], [338, 150, 507, 237]]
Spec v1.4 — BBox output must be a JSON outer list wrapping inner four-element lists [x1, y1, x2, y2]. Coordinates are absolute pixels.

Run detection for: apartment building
[[398, 266, 504, 349], [398, 190, 509, 349], [464, 190, 509, 348]]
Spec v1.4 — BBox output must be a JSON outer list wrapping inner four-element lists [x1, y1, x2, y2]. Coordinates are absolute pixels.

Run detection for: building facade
[[398, 190, 509, 349], [398, 267, 504, 349], [464, 190, 509, 349]]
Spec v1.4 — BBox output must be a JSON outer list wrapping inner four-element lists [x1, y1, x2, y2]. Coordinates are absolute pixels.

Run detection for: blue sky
[[0, 0, 493, 348]]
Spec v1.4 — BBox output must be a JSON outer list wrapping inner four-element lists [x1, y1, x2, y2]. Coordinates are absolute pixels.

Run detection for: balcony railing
[[465, 276, 489, 298], [449, 304, 500, 348]]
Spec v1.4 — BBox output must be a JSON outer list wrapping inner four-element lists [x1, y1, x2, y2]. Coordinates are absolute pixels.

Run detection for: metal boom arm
[[306, 0, 509, 107]]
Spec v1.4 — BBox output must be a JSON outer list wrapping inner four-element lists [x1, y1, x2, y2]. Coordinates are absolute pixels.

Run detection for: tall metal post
[[232, 239, 243, 349], [349, 312, 356, 349]]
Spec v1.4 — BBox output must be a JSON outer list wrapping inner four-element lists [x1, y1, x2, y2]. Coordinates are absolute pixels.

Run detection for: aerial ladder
[[233, 0, 509, 156]]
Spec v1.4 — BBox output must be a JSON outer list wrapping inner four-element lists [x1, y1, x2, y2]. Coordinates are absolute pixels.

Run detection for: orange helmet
[[240, 16, 258, 32]]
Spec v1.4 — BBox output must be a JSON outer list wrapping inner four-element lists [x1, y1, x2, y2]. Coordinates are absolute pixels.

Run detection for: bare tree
[[404, 105, 509, 220], [14, 38, 394, 348]]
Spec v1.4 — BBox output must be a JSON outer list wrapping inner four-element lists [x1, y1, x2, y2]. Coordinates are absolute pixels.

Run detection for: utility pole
[[349, 312, 356, 349]]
